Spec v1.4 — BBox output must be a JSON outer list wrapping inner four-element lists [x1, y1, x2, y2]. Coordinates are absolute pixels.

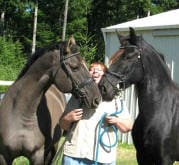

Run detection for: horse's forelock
[[109, 49, 125, 65]]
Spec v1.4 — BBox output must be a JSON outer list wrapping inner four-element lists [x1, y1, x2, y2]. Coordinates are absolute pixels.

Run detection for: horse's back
[[45, 85, 67, 139]]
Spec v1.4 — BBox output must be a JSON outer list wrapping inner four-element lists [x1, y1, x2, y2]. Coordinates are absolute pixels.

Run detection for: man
[[60, 62, 133, 165]]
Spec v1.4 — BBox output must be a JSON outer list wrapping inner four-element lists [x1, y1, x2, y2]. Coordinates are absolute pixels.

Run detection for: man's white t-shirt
[[63, 96, 131, 164]]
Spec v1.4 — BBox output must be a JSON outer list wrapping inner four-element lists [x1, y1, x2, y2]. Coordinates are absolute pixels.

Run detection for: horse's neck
[[5, 74, 51, 115], [136, 76, 172, 114], [138, 49, 172, 98], [142, 40, 171, 78]]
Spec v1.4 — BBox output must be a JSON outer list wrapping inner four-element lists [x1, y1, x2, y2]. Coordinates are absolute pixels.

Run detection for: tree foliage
[[0, 36, 25, 80], [0, 0, 179, 82]]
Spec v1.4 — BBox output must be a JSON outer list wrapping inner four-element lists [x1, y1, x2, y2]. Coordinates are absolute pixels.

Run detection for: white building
[[102, 9, 179, 82]]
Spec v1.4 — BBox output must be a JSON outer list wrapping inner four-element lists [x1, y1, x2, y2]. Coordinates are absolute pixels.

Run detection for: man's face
[[89, 65, 104, 84]]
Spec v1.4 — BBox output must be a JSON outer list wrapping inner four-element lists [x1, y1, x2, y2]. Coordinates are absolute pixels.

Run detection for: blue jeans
[[62, 155, 116, 165]]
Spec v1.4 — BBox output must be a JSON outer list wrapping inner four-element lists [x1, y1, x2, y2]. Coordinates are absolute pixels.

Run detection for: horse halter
[[60, 51, 94, 106], [104, 45, 143, 94], [103, 71, 125, 95]]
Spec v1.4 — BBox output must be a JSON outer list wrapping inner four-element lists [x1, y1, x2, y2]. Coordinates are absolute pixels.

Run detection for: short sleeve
[[115, 98, 131, 119]]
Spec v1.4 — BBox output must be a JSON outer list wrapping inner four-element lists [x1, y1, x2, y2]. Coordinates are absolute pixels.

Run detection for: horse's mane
[[109, 35, 166, 66], [139, 37, 171, 78], [109, 49, 124, 65], [111, 31, 171, 79], [139, 37, 165, 61], [16, 42, 66, 81]]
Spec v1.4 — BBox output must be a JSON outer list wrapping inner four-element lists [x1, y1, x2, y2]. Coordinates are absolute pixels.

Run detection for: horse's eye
[[123, 54, 131, 60], [124, 52, 137, 60], [70, 63, 80, 72], [72, 66, 79, 72], [125, 55, 132, 60]]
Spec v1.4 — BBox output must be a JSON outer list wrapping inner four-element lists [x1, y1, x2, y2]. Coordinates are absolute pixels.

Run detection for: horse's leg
[[137, 151, 174, 165], [136, 151, 154, 165], [30, 148, 44, 165], [0, 154, 13, 165], [154, 156, 174, 165], [155, 161, 174, 165], [44, 146, 56, 165], [0, 154, 8, 165]]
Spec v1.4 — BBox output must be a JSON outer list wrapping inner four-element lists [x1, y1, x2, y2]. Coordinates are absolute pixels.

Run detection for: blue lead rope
[[94, 99, 124, 165]]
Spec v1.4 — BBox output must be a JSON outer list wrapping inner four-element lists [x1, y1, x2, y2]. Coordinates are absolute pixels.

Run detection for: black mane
[[139, 37, 172, 80], [16, 41, 67, 80]]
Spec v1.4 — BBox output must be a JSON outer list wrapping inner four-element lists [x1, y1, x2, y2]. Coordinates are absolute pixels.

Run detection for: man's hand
[[66, 109, 83, 122], [60, 109, 83, 130]]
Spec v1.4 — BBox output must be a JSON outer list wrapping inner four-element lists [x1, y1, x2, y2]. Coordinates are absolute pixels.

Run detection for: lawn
[[117, 143, 179, 165], [12, 142, 179, 165], [117, 143, 137, 165]]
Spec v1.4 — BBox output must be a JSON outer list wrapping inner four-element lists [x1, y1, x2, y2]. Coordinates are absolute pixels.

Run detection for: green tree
[[0, 36, 25, 81], [79, 33, 97, 65], [1, 0, 179, 65], [88, 0, 127, 62], [87, 0, 179, 62], [152, 0, 179, 12], [66, 0, 97, 63]]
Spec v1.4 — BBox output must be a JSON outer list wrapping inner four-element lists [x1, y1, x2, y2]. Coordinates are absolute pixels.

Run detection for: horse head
[[99, 27, 145, 101], [51, 36, 101, 108], [17, 36, 101, 109]]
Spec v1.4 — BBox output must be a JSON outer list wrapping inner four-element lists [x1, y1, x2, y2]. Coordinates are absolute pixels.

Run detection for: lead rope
[[94, 97, 124, 165]]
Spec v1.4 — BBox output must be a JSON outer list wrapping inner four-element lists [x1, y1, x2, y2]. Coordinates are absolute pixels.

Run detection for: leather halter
[[60, 51, 93, 106], [105, 45, 143, 94]]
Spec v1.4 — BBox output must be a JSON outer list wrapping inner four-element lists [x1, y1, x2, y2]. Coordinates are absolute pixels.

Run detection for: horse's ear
[[129, 27, 137, 45], [67, 35, 76, 47], [116, 29, 123, 43], [66, 35, 76, 53]]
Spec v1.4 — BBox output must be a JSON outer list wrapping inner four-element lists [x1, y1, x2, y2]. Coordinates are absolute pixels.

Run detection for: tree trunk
[[32, 0, 38, 54], [0, 11, 5, 36], [62, 0, 69, 41]]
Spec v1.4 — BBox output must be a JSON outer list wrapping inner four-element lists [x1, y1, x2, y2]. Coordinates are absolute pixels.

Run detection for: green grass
[[117, 143, 137, 165], [11, 142, 179, 164], [117, 143, 179, 165]]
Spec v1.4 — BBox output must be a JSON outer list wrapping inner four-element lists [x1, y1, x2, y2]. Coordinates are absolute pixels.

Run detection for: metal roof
[[102, 9, 179, 32]]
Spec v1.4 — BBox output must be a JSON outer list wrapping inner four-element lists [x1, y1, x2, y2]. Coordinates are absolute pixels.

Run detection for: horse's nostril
[[100, 86, 106, 95], [93, 97, 100, 108]]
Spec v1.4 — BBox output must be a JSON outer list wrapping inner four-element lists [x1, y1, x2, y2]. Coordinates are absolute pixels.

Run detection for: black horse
[[99, 27, 179, 165], [0, 36, 101, 165]]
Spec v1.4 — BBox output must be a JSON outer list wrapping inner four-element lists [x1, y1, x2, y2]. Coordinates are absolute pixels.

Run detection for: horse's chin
[[82, 96, 101, 109], [102, 95, 114, 101], [99, 82, 131, 101], [101, 90, 116, 101], [98, 84, 115, 101]]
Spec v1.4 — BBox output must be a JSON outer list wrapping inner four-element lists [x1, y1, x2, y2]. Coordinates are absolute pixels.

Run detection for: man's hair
[[89, 62, 107, 72]]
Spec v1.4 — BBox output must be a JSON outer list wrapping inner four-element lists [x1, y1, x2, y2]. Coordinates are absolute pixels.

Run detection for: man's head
[[89, 62, 107, 84]]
